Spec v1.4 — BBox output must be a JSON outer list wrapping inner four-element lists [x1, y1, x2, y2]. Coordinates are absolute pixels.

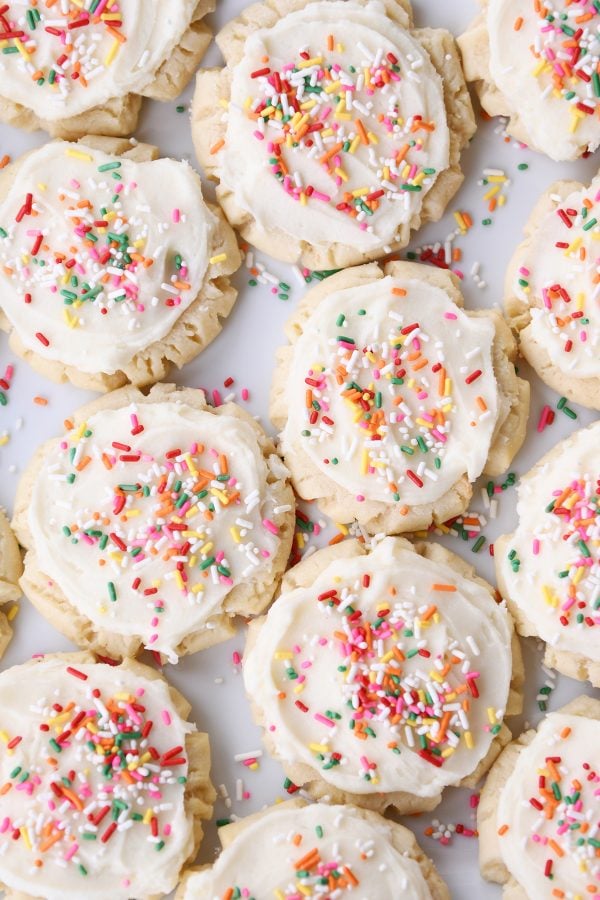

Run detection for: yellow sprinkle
[[66, 149, 93, 162], [325, 80, 341, 94], [20, 827, 31, 850], [487, 707, 497, 725], [7, 604, 18, 622], [297, 56, 323, 68], [209, 253, 227, 265], [14, 38, 30, 61], [230, 526, 241, 544], [274, 651, 293, 660], [464, 731, 474, 749], [309, 743, 330, 753], [104, 38, 120, 67]]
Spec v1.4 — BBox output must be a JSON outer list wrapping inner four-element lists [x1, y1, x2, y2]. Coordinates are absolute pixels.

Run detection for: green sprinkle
[[472, 536, 486, 553], [107, 582, 117, 603]]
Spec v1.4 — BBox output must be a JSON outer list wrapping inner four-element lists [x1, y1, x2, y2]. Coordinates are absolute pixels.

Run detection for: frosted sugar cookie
[[177, 799, 450, 899], [192, 0, 476, 269], [271, 261, 530, 535], [0, 1, 214, 139], [0, 652, 215, 900], [243, 536, 524, 814], [458, 0, 600, 161], [0, 509, 21, 658], [505, 174, 600, 409], [0, 137, 240, 393], [12, 383, 295, 662], [478, 696, 600, 898], [496, 421, 600, 687]]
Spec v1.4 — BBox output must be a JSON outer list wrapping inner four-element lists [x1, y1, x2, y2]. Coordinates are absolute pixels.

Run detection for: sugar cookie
[[0, 137, 240, 392], [0, 1, 214, 139], [271, 261, 529, 535], [459, 0, 600, 161], [478, 696, 600, 899], [192, 0, 475, 269], [243, 536, 524, 815], [505, 174, 600, 409], [178, 799, 449, 899], [496, 421, 600, 687], [0, 651, 215, 900], [13, 384, 295, 662]]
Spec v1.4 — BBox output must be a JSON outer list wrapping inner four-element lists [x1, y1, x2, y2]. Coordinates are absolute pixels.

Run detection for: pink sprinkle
[[262, 518, 279, 535], [161, 709, 172, 726], [314, 713, 335, 728], [172, 209, 181, 223]]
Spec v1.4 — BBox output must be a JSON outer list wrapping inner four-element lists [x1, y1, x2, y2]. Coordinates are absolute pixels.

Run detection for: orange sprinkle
[[514, 16, 524, 30], [33, 396, 48, 406], [210, 139, 225, 155], [432, 583, 456, 592]]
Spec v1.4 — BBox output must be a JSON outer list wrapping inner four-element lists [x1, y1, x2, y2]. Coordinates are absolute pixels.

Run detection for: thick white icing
[[182, 803, 433, 899], [514, 177, 600, 379], [28, 399, 285, 659], [244, 538, 513, 797], [0, 1, 199, 121], [488, 0, 600, 160], [281, 275, 500, 508], [498, 422, 600, 661], [0, 141, 215, 375], [0, 657, 194, 899], [497, 710, 600, 898], [220, 0, 450, 255]]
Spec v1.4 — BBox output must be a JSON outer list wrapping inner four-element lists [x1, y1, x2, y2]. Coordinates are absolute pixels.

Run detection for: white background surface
[[0, 1, 598, 897]]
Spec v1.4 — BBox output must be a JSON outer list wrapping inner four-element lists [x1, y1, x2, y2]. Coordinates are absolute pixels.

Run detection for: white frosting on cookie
[[182, 802, 433, 899], [497, 710, 600, 898], [513, 178, 600, 379], [488, 0, 600, 160], [244, 538, 513, 797], [281, 275, 500, 508], [0, 1, 198, 121], [28, 399, 285, 659], [0, 657, 194, 899], [498, 422, 599, 661], [0, 141, 215, 375], [220, 0, 450, 254]]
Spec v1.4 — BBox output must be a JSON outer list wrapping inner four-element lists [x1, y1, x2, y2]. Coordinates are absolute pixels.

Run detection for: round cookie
[[177, 799, 450, 899], [478, 696, 600, 899], [458, 0, 600, 161], [192, 0, 476, 269], [12, 383, 295, 662], [504, 174, 600, 410], [0, 137, 240, 393], [0, 509, 22, 658], [271, 260, 530, 535], [0, 1, 214, 140], [243, 536, 524, 815], [0, 651, 215, 900], [496, 421, 600, 687]]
